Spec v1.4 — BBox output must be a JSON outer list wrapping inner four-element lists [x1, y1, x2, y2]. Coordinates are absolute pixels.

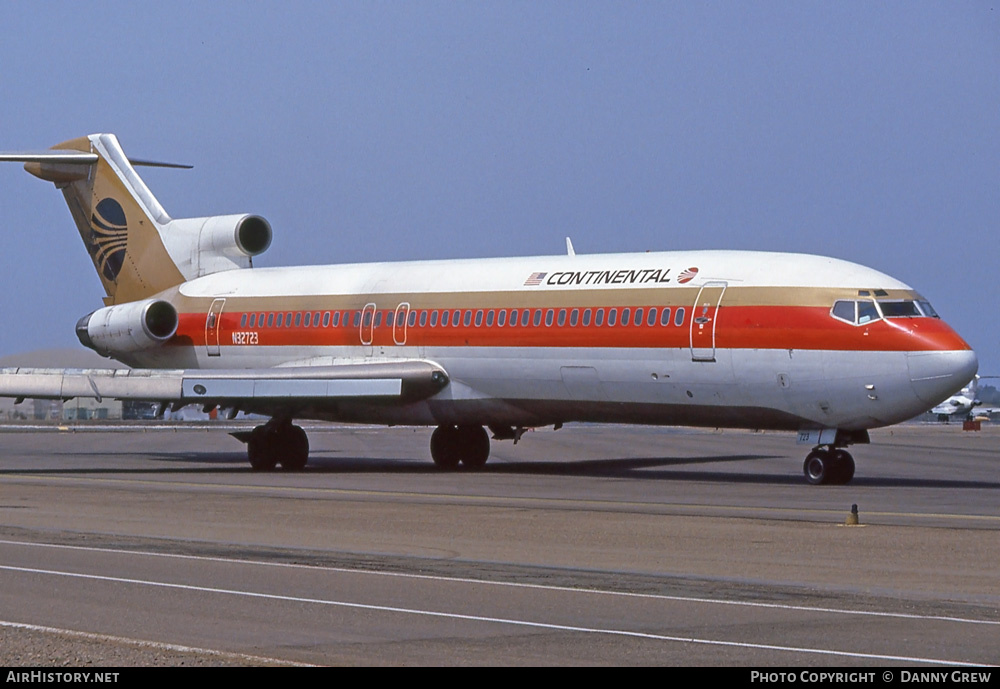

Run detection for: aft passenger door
[[360, 302, 376, 355], [393, 302, 410, 345], [206, 298, 226, 357], [690, 281, 726, 362]]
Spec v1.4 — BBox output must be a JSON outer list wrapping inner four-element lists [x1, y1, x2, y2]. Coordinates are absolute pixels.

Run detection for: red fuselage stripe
[[177, 304, 971, 353]]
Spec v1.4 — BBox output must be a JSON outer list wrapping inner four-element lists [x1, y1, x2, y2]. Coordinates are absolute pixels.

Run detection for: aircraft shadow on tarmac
[[3, 451, 999, 489], [307, 454, 1000, 488]]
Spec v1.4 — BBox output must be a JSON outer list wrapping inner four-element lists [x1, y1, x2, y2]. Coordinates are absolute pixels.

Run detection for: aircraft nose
[[907, 349, 979, 406]]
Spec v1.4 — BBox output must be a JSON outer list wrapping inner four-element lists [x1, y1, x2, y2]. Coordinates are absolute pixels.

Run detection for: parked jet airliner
[[931, 375, 980, 422], [0, 134, 978, 484]]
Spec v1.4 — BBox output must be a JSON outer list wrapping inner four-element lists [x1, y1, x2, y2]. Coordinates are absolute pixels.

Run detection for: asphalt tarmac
[[0, 422, 996, 666]]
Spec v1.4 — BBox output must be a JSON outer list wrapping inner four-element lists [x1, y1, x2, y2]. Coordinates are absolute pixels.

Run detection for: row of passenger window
[[239, 306, 688, 330]]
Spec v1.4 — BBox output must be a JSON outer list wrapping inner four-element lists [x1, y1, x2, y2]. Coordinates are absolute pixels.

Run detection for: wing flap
[[0, 361, 448, 404], [182, 376, 401, 399]]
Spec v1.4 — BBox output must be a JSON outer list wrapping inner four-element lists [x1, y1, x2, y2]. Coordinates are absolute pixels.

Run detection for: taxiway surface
[[0, 423, 996, 666]]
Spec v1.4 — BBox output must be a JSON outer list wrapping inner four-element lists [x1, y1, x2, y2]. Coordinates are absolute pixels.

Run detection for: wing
[[0, 360, 448, 408]]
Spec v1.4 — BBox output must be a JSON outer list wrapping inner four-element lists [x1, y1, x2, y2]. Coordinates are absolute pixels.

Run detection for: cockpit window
[[917, 300, 939, 318], [857, 301, 879, 324], [831, 296, 936, 325], [831, 299, 881, 325], [878, 301, 921, 318], [832, 300, 855, 323]]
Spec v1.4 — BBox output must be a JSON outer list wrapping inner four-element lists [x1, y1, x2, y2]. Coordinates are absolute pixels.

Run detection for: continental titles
[[544, 269, 671, 286]]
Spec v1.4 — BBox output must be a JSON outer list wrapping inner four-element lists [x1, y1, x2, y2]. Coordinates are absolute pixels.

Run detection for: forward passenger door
[[690, 282, 726, 362]]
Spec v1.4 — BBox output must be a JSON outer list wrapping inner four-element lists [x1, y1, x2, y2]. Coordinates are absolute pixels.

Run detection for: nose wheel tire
[[430, 424, 490, 469], [804, 448, 855, 485], [829, 449, 855, 484]]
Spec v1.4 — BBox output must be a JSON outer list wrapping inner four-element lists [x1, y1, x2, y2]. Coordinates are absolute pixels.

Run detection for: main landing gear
[[430, 424, 491, 470], [246, 419, 309, 471], [241, 421, 493, 472], [803, 447, 855, 485]]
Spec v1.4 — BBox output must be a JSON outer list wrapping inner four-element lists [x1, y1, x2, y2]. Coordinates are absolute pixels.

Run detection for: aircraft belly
[[423, 346, 925, 429], [417, 346, 803, 428], [130, 344, 931, 431]]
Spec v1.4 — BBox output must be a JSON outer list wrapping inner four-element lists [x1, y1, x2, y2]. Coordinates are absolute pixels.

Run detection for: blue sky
[[1, 2, 997, 376]]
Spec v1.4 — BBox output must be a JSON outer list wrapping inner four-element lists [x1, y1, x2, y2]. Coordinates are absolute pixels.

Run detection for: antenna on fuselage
[[565, 237, 576, 256]]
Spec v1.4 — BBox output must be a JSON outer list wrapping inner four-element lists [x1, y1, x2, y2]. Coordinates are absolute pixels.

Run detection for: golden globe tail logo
[[89, 198, 128, 281]]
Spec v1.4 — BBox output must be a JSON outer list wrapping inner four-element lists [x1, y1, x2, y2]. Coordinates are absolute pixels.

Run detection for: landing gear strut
[[247, 419, 309, 471], [803, 447, 855, 485], [430, 425, 490, 469]]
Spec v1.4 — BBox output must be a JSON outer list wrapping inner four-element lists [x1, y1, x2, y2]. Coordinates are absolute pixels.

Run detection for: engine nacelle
[[76, 299, 179, 356], [161, 213, 273, 279], [198, 213, 272, 258]]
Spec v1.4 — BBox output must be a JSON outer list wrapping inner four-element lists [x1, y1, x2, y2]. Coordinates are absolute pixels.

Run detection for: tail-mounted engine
[[76, 299, 179, 356], [162, 213, 273, 278]]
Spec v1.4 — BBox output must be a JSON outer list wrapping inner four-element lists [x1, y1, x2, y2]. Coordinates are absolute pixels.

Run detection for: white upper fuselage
[[176, 250, 910, 298]]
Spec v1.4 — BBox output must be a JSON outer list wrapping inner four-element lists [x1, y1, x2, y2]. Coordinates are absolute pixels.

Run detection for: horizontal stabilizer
[[0, 360, 449, 405], [0, 150, 189, 168], [126, 158, 193, 169], [0, 150, 98, 164]]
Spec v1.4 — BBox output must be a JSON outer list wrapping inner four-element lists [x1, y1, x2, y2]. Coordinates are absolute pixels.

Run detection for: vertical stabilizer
[[38, 134, 186, 304], [2, 134, 271, 305]]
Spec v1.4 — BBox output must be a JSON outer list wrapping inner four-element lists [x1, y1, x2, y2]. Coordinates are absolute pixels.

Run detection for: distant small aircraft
[[0, 134, 978, 484], [930, 375, 979, 421]]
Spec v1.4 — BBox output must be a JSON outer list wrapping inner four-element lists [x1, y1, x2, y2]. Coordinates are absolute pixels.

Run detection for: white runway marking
[[0, 561, 988, 667], [1, 538, 995, 628]]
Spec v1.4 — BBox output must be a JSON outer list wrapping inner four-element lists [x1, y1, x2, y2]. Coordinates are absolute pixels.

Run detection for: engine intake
[[77, 299, 179, 356], [237, 216, 271, 255]]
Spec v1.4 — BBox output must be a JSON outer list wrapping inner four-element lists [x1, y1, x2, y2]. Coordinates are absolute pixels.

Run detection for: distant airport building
[[0, 396, 123, 421]]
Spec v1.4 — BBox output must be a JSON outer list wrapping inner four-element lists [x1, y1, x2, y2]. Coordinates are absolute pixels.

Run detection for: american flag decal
[[677, 267, 699, 284], [523, 272, 547, 286]]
